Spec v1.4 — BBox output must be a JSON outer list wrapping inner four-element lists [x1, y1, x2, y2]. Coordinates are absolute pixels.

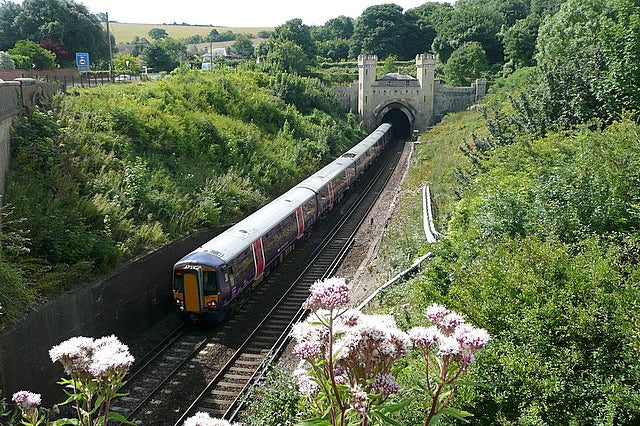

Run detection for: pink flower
[[293, 341, 323, 360], [303, 277, 351, 311], [454, 323, 491, 350], [49, 336, 95, 376], [424, 303, 450, 323], [372, 373, 400, 395], [436, 336, 461, 357], [294, 369, 319, 396], [182, 411, 237, 426], [12, 391, 40, 414], [408, 326, 442, 349], [438, 312, 466, 334], [351, 386, 368, 416]]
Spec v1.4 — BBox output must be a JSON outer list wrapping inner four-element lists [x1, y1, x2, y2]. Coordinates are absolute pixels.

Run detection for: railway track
[[115, 139, 405, 425]]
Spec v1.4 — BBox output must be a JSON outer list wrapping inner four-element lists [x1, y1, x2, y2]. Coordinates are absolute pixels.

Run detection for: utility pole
[[106, 12, 114, 81]]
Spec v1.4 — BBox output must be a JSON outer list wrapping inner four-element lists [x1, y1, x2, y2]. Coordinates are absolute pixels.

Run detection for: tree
[[230, 34, 254, 58], [0, 51, 15, 69], [1, 0, 110, 64], [114, 53, 141, 74], [273, 18, 316, 59], [8, 40, 56, 69], [432, 2, 505, 65], [311, 15, 354, 41], [530, 0, 640, 128], [148, 28, 169, 40], [500, 13, 540, 69], [349, 4, 411, 59], [264, 40, 310, 74], [443, 41, 488, 86], [39, 39, 73, 66], [141, 42, 178, 72]]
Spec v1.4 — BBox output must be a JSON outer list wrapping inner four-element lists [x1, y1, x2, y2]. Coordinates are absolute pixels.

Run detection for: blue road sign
[[76, 52, 90, 71]]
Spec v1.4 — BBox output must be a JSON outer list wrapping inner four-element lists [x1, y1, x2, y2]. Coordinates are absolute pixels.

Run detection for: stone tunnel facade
[[335, 54, 487, 138]]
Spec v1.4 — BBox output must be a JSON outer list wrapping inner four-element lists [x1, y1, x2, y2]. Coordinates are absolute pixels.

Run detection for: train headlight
[[206, 300, 217, 308], [175, 298, 184, 309]]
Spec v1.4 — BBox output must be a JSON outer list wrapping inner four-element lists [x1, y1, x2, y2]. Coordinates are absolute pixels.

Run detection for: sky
[[68, 0, 439, 28]]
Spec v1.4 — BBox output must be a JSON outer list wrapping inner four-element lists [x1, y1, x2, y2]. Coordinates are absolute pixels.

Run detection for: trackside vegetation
[[244, 0, 640, 423], [0, 65, 364, 324]]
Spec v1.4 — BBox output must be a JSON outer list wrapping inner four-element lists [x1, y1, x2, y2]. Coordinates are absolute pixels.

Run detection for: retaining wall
[[0, 228, 224, 405]]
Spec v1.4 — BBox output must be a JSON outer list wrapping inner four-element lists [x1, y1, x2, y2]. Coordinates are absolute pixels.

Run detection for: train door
[[252, 238, 265, 278], [295, 206, 305, 237], [181, 266, 203, 312]]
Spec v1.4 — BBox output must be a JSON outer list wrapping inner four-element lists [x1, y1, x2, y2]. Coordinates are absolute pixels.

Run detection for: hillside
[[105, 22, 272, 44]]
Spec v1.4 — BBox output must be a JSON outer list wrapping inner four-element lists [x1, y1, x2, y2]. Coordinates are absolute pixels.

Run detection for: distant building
[[201, 48, 229, 69], [335, 54, 487, 139]]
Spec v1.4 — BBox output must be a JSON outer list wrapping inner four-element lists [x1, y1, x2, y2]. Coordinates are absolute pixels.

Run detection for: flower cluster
[[49, 335, 134, 380], [292, 277, 410, 424], [302, 277, 351, 311], [49, 335, 134, 426], [410, 303, 490, 369], [183, 411, 241, 426], [12, 390, 41, 415]]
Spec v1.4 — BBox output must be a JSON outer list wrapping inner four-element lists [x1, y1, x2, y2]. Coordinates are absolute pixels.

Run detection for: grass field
[[107, 22, 273, 44]]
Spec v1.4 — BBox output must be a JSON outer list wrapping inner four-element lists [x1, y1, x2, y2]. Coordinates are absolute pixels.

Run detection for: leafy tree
[[273, 18, 316, 60], [264, 40, 310, 74], [148, 28, 169, 40], [141, 42, 179, 72], [349, 4, 411, 59], [315, 38, 350, 61], [230, 34, 254, 58], [113, 53, 141, 74], [404, 2, 454, 55], [8, 40, 56, 69], [527, 0, 640, 129], [500, 13, 540, 69], [0, 51, 15, 69], [0, 0, 21, 51], [443, 42, 488, 86], [0, 0, 111, 64], [311, 15, 354, 41], [39, 38, 73, 65], [432, 2, 504, 65]]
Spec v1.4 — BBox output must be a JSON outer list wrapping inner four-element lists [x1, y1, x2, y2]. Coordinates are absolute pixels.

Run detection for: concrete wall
[[0, 228, 224, 405], [0, 80, 64, 196]]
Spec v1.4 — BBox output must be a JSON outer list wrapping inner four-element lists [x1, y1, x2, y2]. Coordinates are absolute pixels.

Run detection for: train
[[172, 123, 393, 322]]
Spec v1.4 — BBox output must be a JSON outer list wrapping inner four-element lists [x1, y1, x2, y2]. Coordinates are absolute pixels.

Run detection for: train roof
[[296, 157, 354, 192], [185, 186, 317, 264]]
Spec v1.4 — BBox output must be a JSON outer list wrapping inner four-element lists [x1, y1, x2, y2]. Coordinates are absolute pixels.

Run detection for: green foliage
[[113, 54, 141, 74], [8, 40, 55, 69], [0, 0, 110, 64], [530, 0, 640, 129], [148, 27, 168, 40], [0, 50, 15, 69], [4, 68, 363, 318], [241, 367, 309, 425], [443, 42, 488, 86]]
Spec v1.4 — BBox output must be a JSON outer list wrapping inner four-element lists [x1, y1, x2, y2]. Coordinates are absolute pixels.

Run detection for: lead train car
[[173, 123, 392, 321]]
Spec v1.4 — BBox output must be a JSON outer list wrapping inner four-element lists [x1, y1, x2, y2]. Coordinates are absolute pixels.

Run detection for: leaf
[[438, 407, 473, 421], [51, 418, 81, 426], [107, 411, 136, 424]]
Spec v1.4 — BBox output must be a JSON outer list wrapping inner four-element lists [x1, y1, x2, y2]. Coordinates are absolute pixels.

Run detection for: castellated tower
[[358, 55, 378, 130], [415, 53, 436, 131]]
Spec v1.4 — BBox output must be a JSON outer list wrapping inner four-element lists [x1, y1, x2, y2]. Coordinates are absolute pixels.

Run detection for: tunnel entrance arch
[[374, 101, 414, 140]]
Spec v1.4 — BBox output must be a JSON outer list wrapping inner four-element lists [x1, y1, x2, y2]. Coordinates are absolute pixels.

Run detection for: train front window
[[173, 270, 186, 292], [203, 271, 218, 294]]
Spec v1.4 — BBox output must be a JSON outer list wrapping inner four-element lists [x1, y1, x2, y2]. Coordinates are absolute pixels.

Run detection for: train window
[[233, 251, 254, 285], [173, 270, 185, 292], [203, 271, 217, 294], [263, 215, 297, 258]]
